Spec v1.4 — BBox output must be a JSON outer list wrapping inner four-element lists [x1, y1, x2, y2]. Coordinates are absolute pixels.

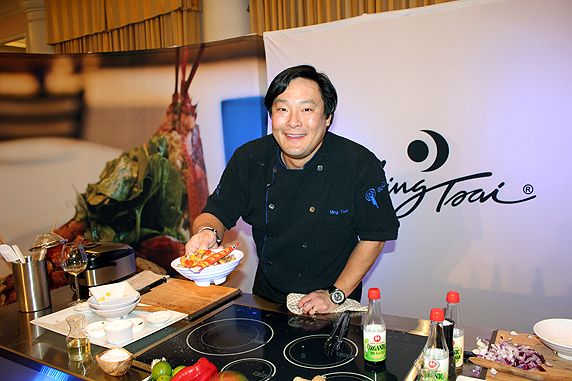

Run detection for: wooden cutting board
[[481, 330, 572, 381], [138, 278, 241, 319]]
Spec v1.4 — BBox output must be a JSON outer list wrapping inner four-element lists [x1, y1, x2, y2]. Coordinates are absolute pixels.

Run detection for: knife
[[469, 357, 572, 381], [134, 304, 168, 312]]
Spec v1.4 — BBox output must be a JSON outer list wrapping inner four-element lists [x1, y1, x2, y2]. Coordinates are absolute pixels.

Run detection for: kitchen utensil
[[534, 319, 572, 361], [469, 357, 572, 381], [170, 249, 244, 287], [12, 245, 26, 263], [324, 310, 351, 357], [0, 244, 17, 262], [133, 304, 168, 313], [29, 232, 67, 251], [12, 257, 51, 312]]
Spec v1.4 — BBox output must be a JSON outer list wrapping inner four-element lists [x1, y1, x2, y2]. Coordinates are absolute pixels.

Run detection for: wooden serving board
[[482, 330, 572, 381], [139, 278, 241, 319]]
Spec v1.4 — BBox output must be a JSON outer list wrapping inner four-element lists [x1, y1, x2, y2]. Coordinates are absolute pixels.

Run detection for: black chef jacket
[[202, 132, 399, 303]]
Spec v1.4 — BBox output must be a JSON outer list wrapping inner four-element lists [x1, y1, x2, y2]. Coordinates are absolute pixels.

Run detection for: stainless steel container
[[12, 258, 51, 312]]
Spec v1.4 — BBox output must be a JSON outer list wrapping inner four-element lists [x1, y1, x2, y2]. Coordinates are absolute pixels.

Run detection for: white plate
[[30, 306, 187, 349]]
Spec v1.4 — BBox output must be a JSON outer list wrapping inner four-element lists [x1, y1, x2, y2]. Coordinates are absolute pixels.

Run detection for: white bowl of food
[[533, 318, 572, 360], [104, 319, 133, 345], [96, 347, 133, 376], [170, 249, 244, 287], [89, 282, 139, 305]]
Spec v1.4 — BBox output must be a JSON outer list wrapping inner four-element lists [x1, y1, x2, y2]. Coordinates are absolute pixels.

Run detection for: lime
[[152, 361, 172, 380], [171, 365, 186, 376], [157, 376, 172, 381]]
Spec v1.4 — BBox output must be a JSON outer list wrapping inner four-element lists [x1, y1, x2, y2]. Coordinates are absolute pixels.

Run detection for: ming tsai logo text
[[389, 130, 536, 218]]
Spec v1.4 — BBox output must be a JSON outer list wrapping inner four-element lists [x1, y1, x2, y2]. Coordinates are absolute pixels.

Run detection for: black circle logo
[[407, 130, 449, 172]]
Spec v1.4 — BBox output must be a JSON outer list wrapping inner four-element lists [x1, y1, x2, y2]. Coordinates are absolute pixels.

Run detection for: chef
[[185, 65, 399, 314]]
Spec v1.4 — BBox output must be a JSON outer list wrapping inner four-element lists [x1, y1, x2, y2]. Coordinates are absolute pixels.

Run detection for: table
[[0, 285, 494, 380]]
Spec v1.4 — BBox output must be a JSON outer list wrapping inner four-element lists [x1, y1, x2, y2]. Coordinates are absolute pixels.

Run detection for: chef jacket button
[[273, 167, 278, 173], [309, 206, 315, 213], [302, 242, 308, 248], [317, 165, 323, 171], [269, 203, 275, 209], [268, 233, 273, 238], [298, 272, 302, 277], [267, 261, 272, 267]]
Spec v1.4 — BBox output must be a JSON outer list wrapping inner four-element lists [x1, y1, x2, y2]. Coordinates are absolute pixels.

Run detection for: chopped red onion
[[479, 340, 546, 371]]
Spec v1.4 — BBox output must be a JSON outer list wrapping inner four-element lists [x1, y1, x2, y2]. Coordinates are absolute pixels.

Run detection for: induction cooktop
[[133, 304, 427, 380]]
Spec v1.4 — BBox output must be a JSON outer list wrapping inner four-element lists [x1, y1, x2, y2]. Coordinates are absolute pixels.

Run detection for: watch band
[[197, 227, 221, 245], [328, 285, 346, 305]]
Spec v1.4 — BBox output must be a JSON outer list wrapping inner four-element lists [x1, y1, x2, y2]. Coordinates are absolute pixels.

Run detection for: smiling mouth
[[285, 133, 305, 139]]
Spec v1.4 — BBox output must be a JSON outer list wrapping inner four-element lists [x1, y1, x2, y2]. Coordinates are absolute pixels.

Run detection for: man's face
[[271, 78, 332, 169]]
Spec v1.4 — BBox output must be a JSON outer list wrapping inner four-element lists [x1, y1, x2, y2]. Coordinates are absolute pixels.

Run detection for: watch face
[[331, 290, 345, 304]]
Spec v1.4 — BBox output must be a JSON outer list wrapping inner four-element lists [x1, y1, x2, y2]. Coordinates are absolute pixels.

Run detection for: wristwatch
[[328, 286, 346, 305], [197, 227, 221, 246]]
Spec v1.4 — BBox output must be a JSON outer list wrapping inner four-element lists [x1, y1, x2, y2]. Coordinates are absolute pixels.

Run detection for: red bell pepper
[[169, 357, 217, 381]]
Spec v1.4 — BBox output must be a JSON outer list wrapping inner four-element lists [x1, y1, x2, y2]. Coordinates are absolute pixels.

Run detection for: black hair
[[264, 65, 338, 126]]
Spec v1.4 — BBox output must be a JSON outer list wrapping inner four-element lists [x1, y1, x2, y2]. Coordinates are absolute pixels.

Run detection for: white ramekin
[[104, 319, 133, 345]]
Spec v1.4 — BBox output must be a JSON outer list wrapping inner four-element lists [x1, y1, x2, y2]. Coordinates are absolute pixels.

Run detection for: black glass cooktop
[[134, 304, 426, 380]]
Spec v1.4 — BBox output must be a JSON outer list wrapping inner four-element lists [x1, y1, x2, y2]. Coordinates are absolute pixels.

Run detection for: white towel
[[286, 293, 368, 315]]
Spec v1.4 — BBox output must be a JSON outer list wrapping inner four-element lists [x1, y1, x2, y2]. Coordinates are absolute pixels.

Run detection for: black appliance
[[134, 304, 427, 380], [75, 242, 136, 297]]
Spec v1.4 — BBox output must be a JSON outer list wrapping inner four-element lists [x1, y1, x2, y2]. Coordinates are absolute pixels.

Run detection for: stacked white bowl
[[87, 294, 140, 320], [88, 282, 140, 320]]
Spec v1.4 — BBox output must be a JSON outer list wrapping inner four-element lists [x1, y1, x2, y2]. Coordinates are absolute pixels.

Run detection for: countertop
[[0, 285, 495, 380]]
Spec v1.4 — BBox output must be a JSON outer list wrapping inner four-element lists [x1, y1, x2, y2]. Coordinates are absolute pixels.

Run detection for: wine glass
[[61, 242, 88, 306]]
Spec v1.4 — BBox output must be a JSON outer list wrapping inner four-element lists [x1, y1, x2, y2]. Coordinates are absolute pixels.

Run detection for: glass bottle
[[445, 291, 465, 369], [423, 308, 449, 381], [66, 314, 91, 361], [363, 288, 386, 366]]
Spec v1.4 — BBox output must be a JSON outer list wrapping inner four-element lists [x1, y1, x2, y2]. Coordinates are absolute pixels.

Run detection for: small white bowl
[[534, 318, 572, 360], [86, 321, 107, 338], [128, 318, 145, 333], [146, 311, 172, 325], [104, 319, 133, 345], [171, 249, 244, 287]]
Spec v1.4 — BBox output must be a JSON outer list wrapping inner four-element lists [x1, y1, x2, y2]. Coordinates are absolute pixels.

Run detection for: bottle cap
[[430, 308, 444, 322], [446, 291, 460, 303], [368, 288, 381, 299]]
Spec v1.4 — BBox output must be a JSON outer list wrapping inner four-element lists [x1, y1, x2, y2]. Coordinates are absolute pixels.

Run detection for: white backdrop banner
[[264, 0, 572, 332]]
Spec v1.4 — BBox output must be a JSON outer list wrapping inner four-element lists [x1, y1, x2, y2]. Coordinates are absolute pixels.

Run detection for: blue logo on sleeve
[[365, 182, 387, 209]]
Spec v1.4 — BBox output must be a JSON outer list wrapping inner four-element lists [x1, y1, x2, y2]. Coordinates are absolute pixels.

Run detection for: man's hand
[[298, 290, 337, 315], [185, 213, 226, 255]]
